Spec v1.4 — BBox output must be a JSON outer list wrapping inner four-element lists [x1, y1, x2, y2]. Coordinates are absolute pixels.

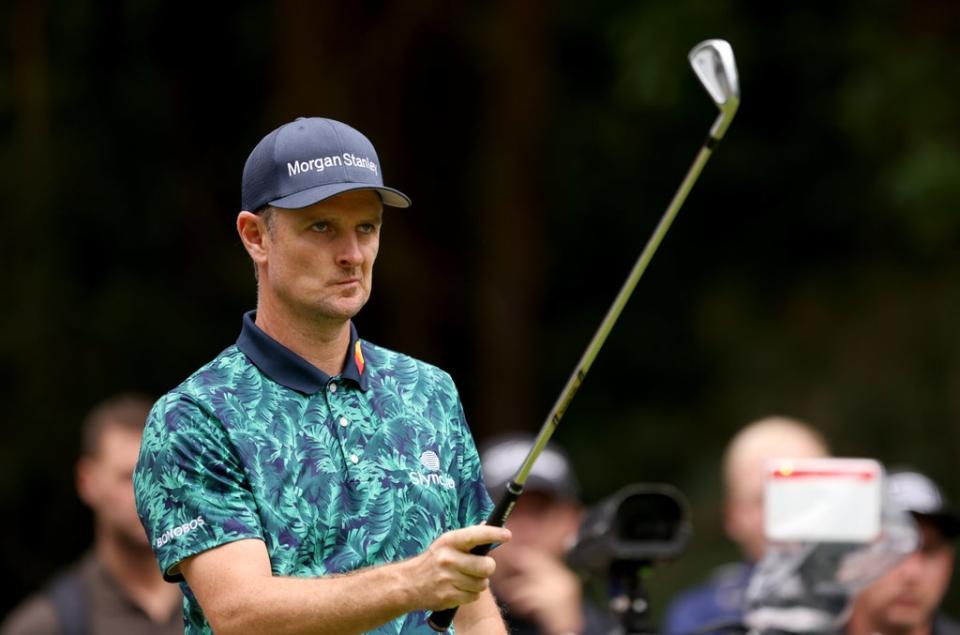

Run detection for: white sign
[[765, 458, 883, 543]]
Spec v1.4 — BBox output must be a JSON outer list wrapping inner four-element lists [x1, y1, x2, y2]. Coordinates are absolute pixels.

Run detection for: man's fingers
[[423, 557, 492, 610], [413, 525, 509, 611], [433, 544, 498, 579], [443, 525, 512, 551], [451, 572, 490, 595]]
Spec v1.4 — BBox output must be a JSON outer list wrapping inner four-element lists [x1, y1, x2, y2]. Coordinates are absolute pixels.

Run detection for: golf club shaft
[[427, 112, 729, 633]]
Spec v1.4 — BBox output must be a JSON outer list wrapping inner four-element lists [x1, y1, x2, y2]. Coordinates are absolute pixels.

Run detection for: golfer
[[134, 117, 510, 634]]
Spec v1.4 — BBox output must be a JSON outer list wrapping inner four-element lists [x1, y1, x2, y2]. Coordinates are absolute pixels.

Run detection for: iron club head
[[689, 39, 740, 140]]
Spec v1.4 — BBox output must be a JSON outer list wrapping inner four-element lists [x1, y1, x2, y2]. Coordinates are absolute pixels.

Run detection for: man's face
[[724, 483, 765, 562], [490, 491, 582, 586], [77, 424, 148, 549], [722, 430, 828, 562], [853, 518, 955, 632], [258, 190, 383, 324]]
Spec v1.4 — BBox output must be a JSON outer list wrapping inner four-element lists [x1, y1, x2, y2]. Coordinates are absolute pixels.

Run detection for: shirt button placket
[[327, 381, 352, 468]]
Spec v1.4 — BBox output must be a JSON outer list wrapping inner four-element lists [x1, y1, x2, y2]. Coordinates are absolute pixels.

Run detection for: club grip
[[426, 482, 523, 632]]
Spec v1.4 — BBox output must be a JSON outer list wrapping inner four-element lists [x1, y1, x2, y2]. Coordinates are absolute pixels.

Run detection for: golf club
[[427, 38, 740, 632]]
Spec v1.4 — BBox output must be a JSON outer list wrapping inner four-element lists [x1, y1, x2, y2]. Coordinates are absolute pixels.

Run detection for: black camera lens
[[568, 483, 690, 572], [615, 492, 684, 542]]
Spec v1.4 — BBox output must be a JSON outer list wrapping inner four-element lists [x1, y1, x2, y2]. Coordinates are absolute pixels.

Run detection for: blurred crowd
[[1, 403, 955, 634], [1, 395, 181, 635], [480, 417, 959, 635]]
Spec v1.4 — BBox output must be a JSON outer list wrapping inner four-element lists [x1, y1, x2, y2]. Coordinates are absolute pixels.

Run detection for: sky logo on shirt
[[409, 450, 454, 489]]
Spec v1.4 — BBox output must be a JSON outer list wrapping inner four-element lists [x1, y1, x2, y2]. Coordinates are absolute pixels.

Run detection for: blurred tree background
[[2, 0, 959, 622]]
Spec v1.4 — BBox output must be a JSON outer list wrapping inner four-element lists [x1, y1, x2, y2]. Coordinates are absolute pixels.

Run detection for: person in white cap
[[847, 469, 960, 635]]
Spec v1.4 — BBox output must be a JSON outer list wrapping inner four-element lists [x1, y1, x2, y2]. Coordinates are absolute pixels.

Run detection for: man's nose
[[898, 551, 925, 581], [336, 232, 363, 267]]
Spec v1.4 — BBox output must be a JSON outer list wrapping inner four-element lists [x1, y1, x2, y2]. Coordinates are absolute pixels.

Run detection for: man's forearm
[[182, 527, 511, 634], [196, 558, 419, 635]]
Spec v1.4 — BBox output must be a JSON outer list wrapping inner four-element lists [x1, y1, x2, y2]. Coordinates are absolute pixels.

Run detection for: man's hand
[[404, 525, 511, 611], [493, 545, 584, 635]]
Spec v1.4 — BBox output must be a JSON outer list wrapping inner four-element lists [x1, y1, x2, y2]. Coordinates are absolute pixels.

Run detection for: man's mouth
[[889, 596, 923, 610]]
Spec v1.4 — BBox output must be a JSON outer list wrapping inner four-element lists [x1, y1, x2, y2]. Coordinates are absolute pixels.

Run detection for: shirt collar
[[236, 310, 369, 394]]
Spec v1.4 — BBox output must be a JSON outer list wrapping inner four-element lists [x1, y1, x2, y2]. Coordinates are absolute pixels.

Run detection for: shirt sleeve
[[447, 379, 494, 528], [134, 392, 264, 582]]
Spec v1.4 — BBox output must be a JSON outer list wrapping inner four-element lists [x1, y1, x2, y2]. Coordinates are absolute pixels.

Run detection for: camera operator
[[481, 435, 617, 635], [846, 469, 960, 635], [662, 416, 829, 635]]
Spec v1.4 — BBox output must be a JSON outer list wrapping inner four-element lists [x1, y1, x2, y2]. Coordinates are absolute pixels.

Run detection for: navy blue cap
[[242, 117, 411, 212]]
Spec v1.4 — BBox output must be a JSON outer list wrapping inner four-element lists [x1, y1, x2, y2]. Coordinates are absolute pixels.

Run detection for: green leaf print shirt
[[133, 312, 494, 634]]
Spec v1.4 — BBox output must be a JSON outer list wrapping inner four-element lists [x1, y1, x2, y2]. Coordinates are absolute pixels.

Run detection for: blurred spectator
[[481, 435, 616, 635], [847, 469, 960, 635], [661, 415, 829, 635], [0, 394, 182, 635]]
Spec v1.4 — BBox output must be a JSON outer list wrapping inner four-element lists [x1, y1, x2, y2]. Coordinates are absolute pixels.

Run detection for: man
[[1, 394, 182, 635], [661, 415, 829, 634], [133, 117, 510, 634], [847, 470, 960, 635], [480, 435, 617, 635]]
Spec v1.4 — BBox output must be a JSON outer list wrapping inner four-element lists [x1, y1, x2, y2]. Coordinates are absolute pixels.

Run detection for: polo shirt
[[134, 311, 493, 634]]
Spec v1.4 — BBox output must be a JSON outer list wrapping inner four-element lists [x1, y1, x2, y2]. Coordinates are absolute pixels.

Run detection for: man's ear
[[237, 211, 269, 266], [75, 457, 97, 508], [722, 497, 750, 545]]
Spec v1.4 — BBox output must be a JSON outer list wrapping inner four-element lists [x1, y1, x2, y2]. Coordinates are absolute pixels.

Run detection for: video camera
[[742, 458, 918, 633], [565, 460, 920, 635], [568, 483, 692, 635]]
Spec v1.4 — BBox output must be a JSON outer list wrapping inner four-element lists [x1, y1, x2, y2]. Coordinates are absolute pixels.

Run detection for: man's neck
[[96, 531, 181, 622], [254, 299, 352, 377]]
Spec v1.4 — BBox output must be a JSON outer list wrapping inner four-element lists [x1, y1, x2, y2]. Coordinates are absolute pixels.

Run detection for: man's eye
[[358, 223, 376, 234], [310, 222, 328, 232]]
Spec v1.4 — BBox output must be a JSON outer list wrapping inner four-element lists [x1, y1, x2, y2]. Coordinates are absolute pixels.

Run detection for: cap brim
[[917, 511, 960, 539], [485, 475, 577, 502], [270, 182, 411, 209]]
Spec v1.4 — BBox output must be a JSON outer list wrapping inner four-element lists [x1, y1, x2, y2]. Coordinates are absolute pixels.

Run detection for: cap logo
[[420, 451, 441, 472], [287, 153, 378, 177]]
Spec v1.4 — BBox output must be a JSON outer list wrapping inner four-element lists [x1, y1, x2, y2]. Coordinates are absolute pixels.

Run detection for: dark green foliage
[[2, 0, 959, 621]]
